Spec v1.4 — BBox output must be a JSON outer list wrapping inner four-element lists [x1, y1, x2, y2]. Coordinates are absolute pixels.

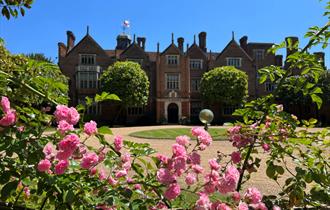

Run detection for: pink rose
[[67, 107, 80, 125], [209, 159, 220, 170], [157, 168, 176, 184], [173, 156, 187, 176], [231, 151, 241, 164], [192, 164, 204, 174], [262, 143, 270, 152], [250, 202, 267, 210], [37, 159, 51, 172], [108, 176, 118, 186], [23, 187, 30, 198], [211, 202, 231, 210], [185, 173, 196, 185], [54, 105, 70, 122], [98, 169, 106, 180], [57, 120, 74, 135], [273, 205, 281, 210], [198, 132, 212, 146], [156, 154, 169, 164], [1, 96, 11, 113], [81, 152, 99, 169], [244, 187, 262, 204], [228, 126, 241, 135], [89, 167, 97, 176], [43, 143, 53, 159], [54, 105, 80, 125], [134, 184, 142, 190], [121, 153, 131, 163], [189, 152, 201, 165], [0, 111, 16, 127], [84, 120, 98, 135], [218, 166, 240, 194], [58, 134, 80, 153], [172, 143, 186, 157], [238, 202, 249, 210], [114, 135, 123, 151], [191, 127, 204, 137], [232, 191, 241, 202], [196, 192, 211, 209], [54, 160, 69, 175], [115, 170, 127, 178], [164, 183, 181, 200], [175, 135, 190, 146]]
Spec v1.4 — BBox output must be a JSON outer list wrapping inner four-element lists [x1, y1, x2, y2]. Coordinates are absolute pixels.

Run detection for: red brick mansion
[[57, 30, 325, 125]]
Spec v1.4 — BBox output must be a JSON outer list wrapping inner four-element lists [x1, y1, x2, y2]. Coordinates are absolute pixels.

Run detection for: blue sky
[[0, 0, 329, 67]]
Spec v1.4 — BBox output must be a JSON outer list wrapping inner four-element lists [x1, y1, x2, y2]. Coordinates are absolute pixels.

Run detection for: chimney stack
[[314, 52, 325, 68], [58, 42, 67, 62], [137, 37, 146, 49], [198, 32, 207, 52], [66, 31, 75, 52], [177, 37, 184, 52], [239, 36, 248, 51], [285, 36, 299, 58]]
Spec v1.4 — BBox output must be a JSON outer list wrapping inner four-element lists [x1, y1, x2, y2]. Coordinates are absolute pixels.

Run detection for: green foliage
[[100, 61, 150, 107], [25, 53, 53, 63], [0, 0, 33, 20], [200, 66, 248, 105], [0, 41, 68, 106]]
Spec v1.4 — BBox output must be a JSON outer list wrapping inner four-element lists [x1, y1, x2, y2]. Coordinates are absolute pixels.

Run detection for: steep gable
[[216, 39, 252, 61], [65, 34, 108, 58], [187, 43, 207, 59], [161, 43, 182, 55], [120, 43, 148, 59]]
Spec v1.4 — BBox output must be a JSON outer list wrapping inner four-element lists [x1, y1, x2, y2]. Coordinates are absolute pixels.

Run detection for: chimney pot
[[66, 31, 75, 52], [198, 32, 207, 52], [177, 37, 184, 52]]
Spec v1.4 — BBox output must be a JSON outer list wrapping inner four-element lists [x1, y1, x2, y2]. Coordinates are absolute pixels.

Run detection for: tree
[[0, 0, 33, 20], [25, 53, 53, 63], [200, 66, 248, 105], [100, 61, 149, 107]]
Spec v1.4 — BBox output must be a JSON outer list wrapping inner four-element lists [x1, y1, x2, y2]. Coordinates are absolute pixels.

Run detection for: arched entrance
[[167, 103, 179, 123]]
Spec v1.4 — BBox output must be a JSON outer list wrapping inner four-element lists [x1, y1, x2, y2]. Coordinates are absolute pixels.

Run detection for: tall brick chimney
[[137, 37, 146, 50], [66, 31, 75, 52], [198, 32, 207, 52], [314, 52, 325, 68], [239, 36, 248, 51], [58, 42, 67, 61], [285, 36, 299, 58], [177, 37, 184, 52]]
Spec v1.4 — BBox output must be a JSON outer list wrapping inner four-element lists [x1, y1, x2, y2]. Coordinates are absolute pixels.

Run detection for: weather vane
[[122, 20, 130, 34]]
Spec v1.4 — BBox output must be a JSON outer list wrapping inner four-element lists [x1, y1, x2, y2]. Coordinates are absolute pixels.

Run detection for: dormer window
[[226, 57, 241, 68], [190, 59, 203, 70], [254, 49, 265, 61], [167, 55, 179, 65], [80, 54, 96, 65]]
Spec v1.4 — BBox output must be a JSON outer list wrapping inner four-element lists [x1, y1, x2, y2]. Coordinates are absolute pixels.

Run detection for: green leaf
[[259, 74, 267, 84], [98, 126, 113, 135], [311, 94, 322, 109], [63, 190, 75, 204], [1, 180, 18, 200]]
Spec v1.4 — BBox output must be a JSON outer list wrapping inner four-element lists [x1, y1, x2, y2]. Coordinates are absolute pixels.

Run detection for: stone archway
[[167, 103, 179, 123]]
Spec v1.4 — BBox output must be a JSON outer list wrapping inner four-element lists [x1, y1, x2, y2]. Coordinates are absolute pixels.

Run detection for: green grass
[[129, 128, 228, 140]]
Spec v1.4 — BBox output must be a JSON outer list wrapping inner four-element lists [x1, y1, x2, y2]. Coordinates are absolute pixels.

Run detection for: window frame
[[226, 57, 242, 68], [189, 59, 203, 70], [79, 54, 96, 65], [166, 55, 179, 66], [165, 73, 180, 90]]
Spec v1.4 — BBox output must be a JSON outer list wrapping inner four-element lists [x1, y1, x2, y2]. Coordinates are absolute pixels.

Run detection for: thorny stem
[[236, 21, 330, 192]]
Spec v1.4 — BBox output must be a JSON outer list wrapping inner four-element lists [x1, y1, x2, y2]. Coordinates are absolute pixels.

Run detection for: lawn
[[129, 127, 228, 140]]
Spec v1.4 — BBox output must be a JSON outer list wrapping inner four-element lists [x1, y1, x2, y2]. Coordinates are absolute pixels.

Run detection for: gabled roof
[[187, 43, 207, 58], [161, 43, 183, 56], [216, 39, 253, 61], [66, 34, 108, 57], [120, 42, 148, 58]]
